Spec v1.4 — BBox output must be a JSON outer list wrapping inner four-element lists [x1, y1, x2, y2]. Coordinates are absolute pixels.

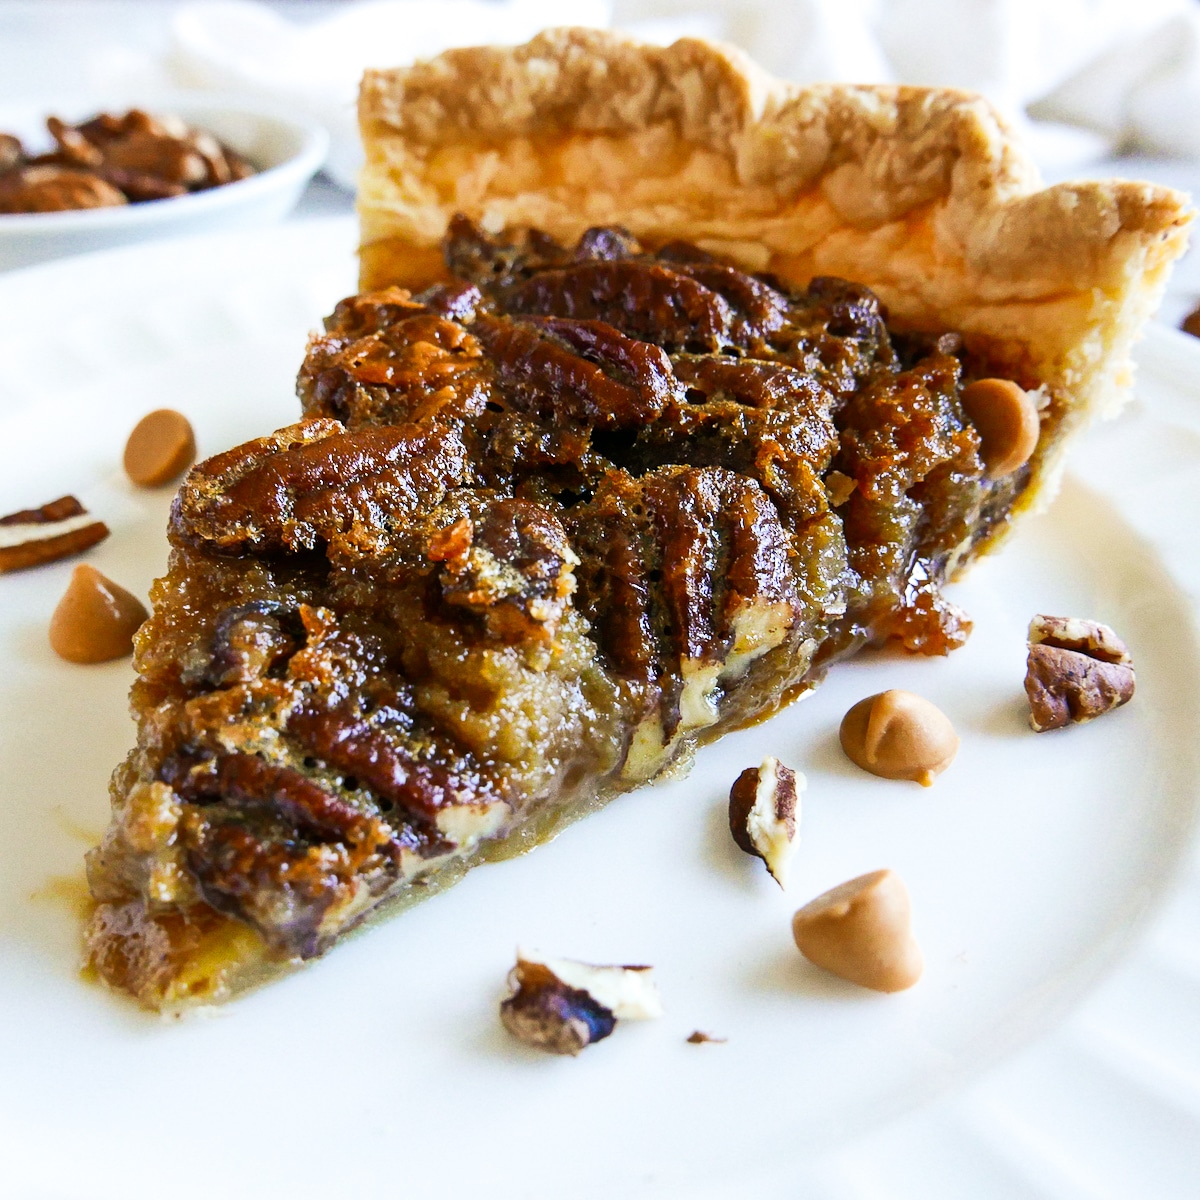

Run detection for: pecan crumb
[[1024, 614, 1135, 732], [0, 495, 109, 573], [427, 516, 472, 564], [686, 1030, 727, 1044]]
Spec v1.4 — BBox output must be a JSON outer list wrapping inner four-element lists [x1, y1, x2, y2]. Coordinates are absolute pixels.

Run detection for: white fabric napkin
[[162, 0, 1200, 188]]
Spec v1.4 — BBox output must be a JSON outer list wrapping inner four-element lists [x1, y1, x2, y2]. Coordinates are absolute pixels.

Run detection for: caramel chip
[[792, 869, 923, 993], [123, 409, 196, 487], [839, 689, 959, 786], [49, 564, 148, 663], [960, 377, 1040, 478]]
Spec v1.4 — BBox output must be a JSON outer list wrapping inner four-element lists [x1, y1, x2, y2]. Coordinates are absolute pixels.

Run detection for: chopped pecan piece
[[1024, 615, 1135, 731], [671, 354, 821, 409], [443, 212, 570, 289], [324, 286, 427, 337], [299, 310, 492, 428], [199, 600, 304, 687], [500, 950, 662, 1056], [728, 756, 803, 887], [0, 495, 109, 572]]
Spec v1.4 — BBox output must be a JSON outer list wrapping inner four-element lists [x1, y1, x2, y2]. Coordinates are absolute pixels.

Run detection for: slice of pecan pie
[[84, 31, 1192, 1009]]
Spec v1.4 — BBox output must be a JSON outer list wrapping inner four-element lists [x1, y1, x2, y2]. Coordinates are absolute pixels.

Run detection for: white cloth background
[[134, 0, 1200, 187]]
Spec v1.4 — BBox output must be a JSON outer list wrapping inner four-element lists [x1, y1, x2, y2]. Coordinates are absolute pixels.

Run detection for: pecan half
[[0, 165, 127, 213], [505, 260, 735, 351], [1025, 614, 1135, 731], [570, 465, 800, 743], [0, 495, 109, 572], [166, 752, 402, 957], [172, 418, 473, 556], [286, 701, 512, 839], [473, 314, 680, 428]]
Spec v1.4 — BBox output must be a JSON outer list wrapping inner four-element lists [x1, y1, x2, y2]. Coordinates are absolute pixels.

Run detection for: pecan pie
[[84, 31, 1192, 1009]]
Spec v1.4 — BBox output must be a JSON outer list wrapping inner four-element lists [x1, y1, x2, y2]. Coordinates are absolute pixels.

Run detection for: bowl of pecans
[[0, 97, 328, 271]]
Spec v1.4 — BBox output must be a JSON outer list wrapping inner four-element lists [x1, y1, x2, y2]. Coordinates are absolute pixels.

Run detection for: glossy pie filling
[[85, 219, 1030, 1007]]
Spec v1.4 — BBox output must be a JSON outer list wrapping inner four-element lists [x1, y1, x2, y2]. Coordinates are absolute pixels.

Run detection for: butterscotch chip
[[839, 689, 958, 786], [959, 378, 1041, 478], [49, 564, 148, 663], [123, 409, 196, 487], [792, 869, 923, 993]]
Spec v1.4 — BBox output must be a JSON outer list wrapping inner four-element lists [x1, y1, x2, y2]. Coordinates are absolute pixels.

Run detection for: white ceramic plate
[[0, 222, 1197, 1200], [0, 95, 328, 271]]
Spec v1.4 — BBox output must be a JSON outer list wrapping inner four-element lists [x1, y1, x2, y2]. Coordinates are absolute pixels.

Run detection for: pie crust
[[358, 27, 1192, 537]]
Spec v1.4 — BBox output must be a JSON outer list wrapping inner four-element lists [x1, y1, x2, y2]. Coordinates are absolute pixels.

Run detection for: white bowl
[[0, 96, 329, 272]]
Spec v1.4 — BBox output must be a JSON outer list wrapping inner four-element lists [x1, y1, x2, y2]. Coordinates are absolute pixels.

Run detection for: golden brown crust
[[357, 27, 1192, 543]]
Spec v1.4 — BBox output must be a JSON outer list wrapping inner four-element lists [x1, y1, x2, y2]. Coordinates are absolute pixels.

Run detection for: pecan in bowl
[[0, 108, 254, 215], [0, 102, 325, 270]]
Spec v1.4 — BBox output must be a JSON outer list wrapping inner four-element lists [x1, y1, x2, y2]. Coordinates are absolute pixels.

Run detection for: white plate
[[0, 222, 1197, 1200]]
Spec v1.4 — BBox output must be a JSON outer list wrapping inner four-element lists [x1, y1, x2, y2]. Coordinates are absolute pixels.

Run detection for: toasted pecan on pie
[[84, 31, 1192, 1009]]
